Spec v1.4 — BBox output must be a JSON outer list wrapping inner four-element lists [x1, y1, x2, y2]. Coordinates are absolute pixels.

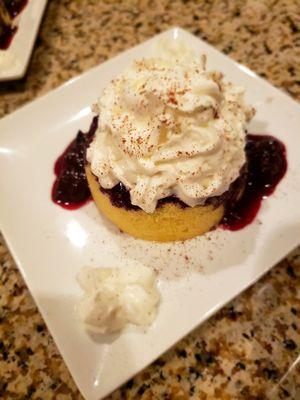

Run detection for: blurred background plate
[[0, 0, 47, 81]]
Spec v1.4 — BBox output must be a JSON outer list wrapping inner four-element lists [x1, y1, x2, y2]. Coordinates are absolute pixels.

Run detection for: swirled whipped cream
[[87, 40, 255, 213], [77, 265, 160, 334]]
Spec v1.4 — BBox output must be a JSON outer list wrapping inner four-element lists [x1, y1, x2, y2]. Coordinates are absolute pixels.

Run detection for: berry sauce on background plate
[[5, 0, 28, 18], [51, 118, 287, 232], [0, 0, 29, 50]]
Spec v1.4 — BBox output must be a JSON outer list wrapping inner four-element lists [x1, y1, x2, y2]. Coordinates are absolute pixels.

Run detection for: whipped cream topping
[[77, 265, 160, 334], [87, 40, 254, 213]]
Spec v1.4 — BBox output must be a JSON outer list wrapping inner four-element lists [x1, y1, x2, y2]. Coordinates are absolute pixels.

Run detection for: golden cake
[[86, 164, 224, 242]]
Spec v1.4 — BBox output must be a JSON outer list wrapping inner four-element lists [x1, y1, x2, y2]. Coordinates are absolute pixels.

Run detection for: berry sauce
[[5, 0, 28, 18], [0, 0, 28, 50], [221, 134, 287, 230], [0, 26, 17, 50], [51, 119, 287, 231], [51, 117, 98, 210]]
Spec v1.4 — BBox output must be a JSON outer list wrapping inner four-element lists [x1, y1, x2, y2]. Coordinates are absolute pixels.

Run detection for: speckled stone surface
[[0, 1, 300, 399]]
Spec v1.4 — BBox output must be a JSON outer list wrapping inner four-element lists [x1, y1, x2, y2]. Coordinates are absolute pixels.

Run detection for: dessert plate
[[0, 0, 47, 81], [1, 28, 300, 400]]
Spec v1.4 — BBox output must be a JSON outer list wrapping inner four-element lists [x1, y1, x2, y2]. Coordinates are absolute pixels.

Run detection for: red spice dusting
[[168, 90, 178, 105]]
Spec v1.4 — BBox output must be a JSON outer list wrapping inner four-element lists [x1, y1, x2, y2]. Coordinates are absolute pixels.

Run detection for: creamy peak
[[87, 41, 254, 213], [77, 265, 160, 334]]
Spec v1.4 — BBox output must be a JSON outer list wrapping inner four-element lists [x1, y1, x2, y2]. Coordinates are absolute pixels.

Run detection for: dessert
[[77, 265, 160, 334], [51, 42, 287, 241], [85, 42, 253, 241]]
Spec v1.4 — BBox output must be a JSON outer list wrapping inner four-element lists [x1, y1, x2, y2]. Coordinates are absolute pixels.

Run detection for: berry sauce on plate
[[0, 25, 17, 49], [51, 118, 287, 231], [221, 134, 287, 230], [51, 117, 98, 210], [0, 0, 28, 50], [5, 0, 28, 18]]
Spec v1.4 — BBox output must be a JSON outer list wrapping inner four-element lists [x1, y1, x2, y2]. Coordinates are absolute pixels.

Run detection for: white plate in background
[[0, 28, 300, 400], [0, 0, 47, 81]]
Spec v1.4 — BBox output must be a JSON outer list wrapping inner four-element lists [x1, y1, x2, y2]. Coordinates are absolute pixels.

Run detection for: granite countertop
[[1, 1, 300, 399]]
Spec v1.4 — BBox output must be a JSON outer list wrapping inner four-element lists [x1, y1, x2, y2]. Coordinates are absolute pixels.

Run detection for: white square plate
[[0, 0, 47, 81], [1, 28, 300, 400]]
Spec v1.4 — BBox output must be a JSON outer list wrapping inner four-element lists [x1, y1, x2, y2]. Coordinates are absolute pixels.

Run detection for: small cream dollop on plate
[[77, 265, 160, 334]]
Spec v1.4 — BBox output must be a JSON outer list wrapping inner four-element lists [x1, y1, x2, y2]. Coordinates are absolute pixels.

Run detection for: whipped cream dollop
[[87, 40, 254, 213], [77, 265, 160, 334]]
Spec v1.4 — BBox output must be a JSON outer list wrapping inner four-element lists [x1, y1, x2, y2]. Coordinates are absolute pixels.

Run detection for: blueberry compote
[[0, 25, 17, 49], [51, 117, 98, 210], [221, 134, 287, 230], [5, 0, 28, 18], [0, 0, 28, 49], [52, 119, 287, 230]]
